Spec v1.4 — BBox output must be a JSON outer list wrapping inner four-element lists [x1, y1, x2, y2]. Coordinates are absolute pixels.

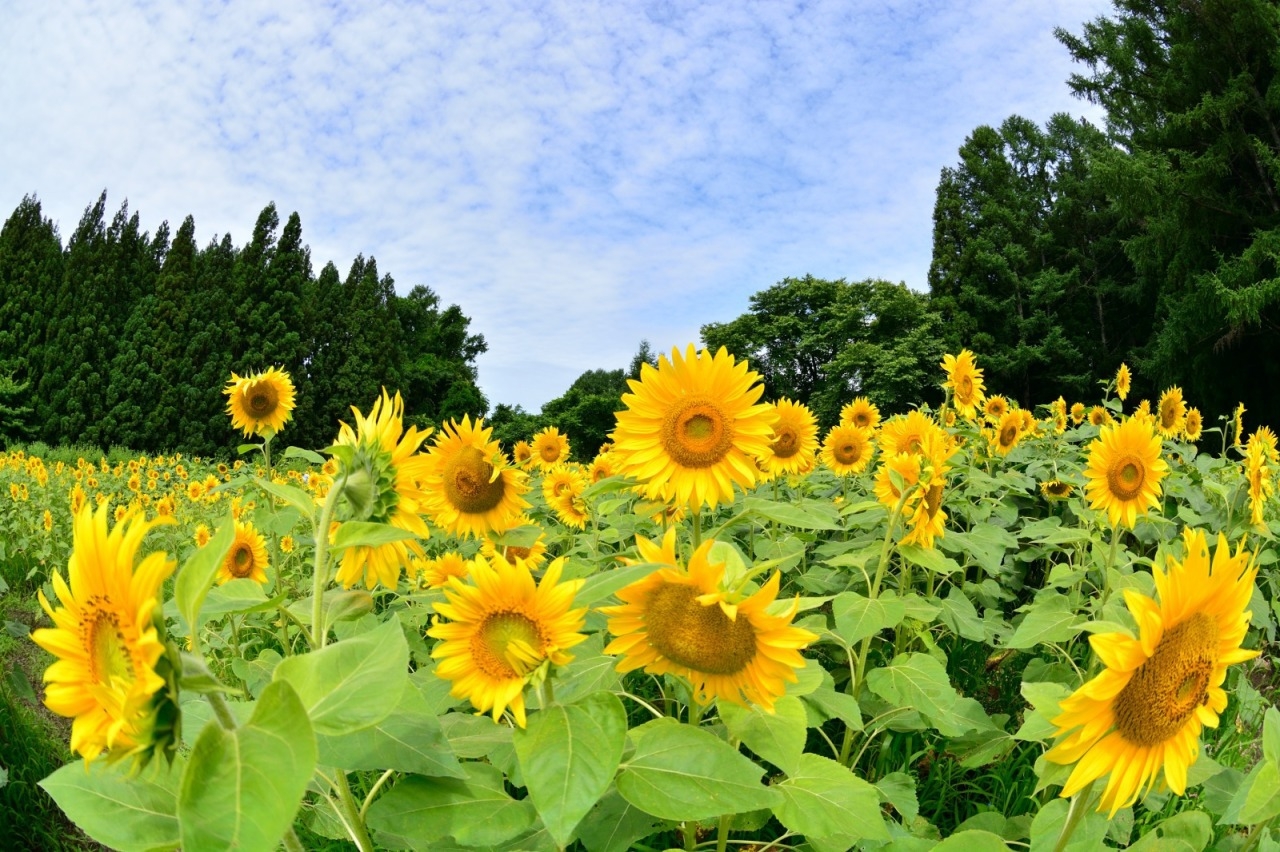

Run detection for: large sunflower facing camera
[[611, 345, 776, 510]]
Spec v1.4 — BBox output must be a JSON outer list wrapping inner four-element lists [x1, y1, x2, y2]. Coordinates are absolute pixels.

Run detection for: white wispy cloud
[[0, 0, 1112, 410]]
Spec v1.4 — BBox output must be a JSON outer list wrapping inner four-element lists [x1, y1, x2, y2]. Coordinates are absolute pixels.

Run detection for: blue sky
[[1, 0, 1111, 411]]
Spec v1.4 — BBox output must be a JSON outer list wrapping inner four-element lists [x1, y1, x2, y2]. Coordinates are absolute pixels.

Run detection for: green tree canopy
[[701, 276, 945, 427]]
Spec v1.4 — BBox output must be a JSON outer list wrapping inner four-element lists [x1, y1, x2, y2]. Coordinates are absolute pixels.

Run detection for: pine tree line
[[0, 192, 488, 455]]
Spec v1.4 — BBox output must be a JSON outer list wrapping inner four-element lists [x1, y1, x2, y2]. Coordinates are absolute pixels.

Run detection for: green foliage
[[0, 193, 489, 455], [701, 275, 945, 425], [928, 115, 1146, 407]]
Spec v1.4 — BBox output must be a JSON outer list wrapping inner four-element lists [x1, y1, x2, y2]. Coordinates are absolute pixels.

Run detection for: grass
[[0, 574, 103, 850]]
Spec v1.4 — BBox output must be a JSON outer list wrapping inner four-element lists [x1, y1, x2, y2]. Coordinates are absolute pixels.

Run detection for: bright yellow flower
[[31, 505, 176, 766], [840, 397, 880, 431], [758, 398, 818, 477], [1070, 402, 1086, 425], [1115, 363, 1131, 401], [1041, 479, 1074, 500], [423, 415, 530, 540], [989, 410, 1025, 457], [218, 521, 270, 585], [1084, 417, 1169, 529], [941, 350, 985, 419], [1046, 528, 1258, 815], [224, 367, 296, 437], [602, 530, 815, 711], [1156, 386, 1187, 438], [481, 531, 549, 569], [1183, 408, 1203, 442], [983, 395, 1010, 424], [429, 555, 586, 727], [531, 426, 571, 470], [512, 440, 534, 468], [414, 552, 472, 589], [820, 423, 874, 476], [193, 524, 211, 548], [611, 345, 776, 510], [332, 390, 434, 589]]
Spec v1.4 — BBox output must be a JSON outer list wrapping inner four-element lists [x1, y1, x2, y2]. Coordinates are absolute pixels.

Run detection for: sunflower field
[[3, 348, 1280, 852]]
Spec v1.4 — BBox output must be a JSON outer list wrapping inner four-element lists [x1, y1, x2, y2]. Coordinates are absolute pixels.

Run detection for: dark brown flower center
[[247, 381, 279, 417], [771, 426, 800, 459], [1114, 613, 1218, 746], [643, 582, 756, 675], [443, 446, 506, 514]]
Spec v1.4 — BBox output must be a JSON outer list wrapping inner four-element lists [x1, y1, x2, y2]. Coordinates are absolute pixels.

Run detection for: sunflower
[[69, 483, 87, 516], [588, 453, 617, 483], [280, 535, 294, 554], [1088, 405, 1113, 428], [542, 466, 586, 505], [901, 433, 954, 549], [218, 521, 270, 585], [840, 397, 881, 431], [602, 530, 815, 711], [224, 367, 296, 437], [550, 485, 590, 530], [1084, 416, 1170, 529], [414, 552, 472, 589], [1248, 426, 1279, 463], [1245, 443, 1273, 528], [43, 509, 53, 532], [610, 345, 776, 510], [989, 410, 1024, 457], [1157, 387, 1187, 438], [983, 395, 1010, 423], [878, 410, 944, 458], [758, 399, 818, 477], [512, 441, 534, 468], [941, 350, 986, 419], [873, 451, 923, 514], [193, 524, 211, 548], [821, 423, 874, 476], [31, 504, 177, 766], [481, 531, 549, 569], [1233, 403, 1247, 448], [1115, 363, 1131, 401], [331, 390, 434, 589], [1046, 528, 1259, 815], [423, 415, 530, 539], [531, 427, 571, 470], [1179, 408, 1201, 442], [429, 555, 586, 727], [1041, 479, 1074, 500]]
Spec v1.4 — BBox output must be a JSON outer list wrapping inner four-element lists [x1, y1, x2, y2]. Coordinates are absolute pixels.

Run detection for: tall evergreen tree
[[0, 196, 62, 391], [394, 285, 488, 427], [1057, 0, 1280, 422]]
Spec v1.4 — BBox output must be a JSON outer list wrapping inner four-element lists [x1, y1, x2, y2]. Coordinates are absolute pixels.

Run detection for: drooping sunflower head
[[941, 350, 986, 418], [31, 504, 178, 767], [1040, 479, 1074, 500], [331, 389, 433, 589], [758, 398, 818, 476], [611, 345, 776, 510], [821, 422, 875, 476], [1115, 363, 1131, 401], [224, 367, 296, 437], [423, 415, 531, 540], [429, 555, 587, 727], [531, 427, 570, 469], [1244, 443, 1274, 528], [218, 521, 270, 585], [1046, 527, 1259, 815], [1083, 416, 1170, 529], [602, 530, 816, 711], [1157, 386, 1187, 438], [840, 397, 881, 431], [1248, 425, 1279, 463]]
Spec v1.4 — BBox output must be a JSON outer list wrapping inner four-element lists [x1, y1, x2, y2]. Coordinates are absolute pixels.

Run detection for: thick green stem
[[282, 827, 306, 852], [311, 478, 346, 650], [360, 770, 396, 821], [1099, 524, 1121, 610], [1239, 815, 1278, 852], [206, 690, 238, 730], [691, 508, 702, 550], [716, 813, 731, 852], [1051, 780, 1095, 852], [334, 772, 375, 852], [682, 819, 698, 851]]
